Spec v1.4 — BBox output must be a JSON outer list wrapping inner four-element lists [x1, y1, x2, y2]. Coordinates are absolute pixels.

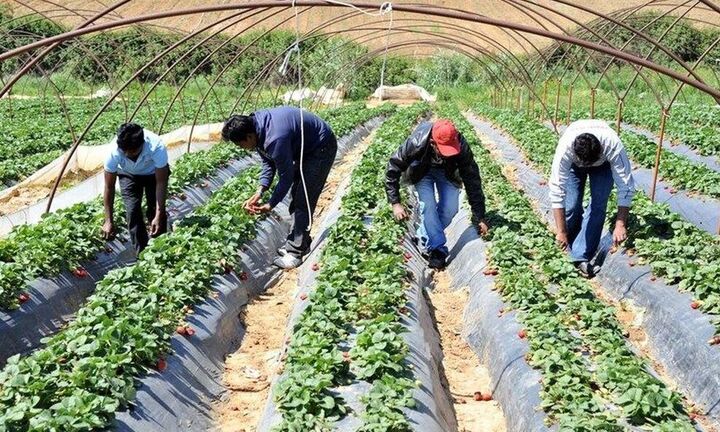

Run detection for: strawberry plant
[[478, 105, 720, 333], [271, 104, 427, 431], [443, 103, 694, 430], [0, 167, 269, 430]]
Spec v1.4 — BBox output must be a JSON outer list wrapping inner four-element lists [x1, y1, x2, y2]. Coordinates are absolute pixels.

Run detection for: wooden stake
[[650, 108, 668, 202], [566, 84, 574, 125], [590, 88, 596, 119], [615, 99, 624, 134], [553, 82, 561, 127]]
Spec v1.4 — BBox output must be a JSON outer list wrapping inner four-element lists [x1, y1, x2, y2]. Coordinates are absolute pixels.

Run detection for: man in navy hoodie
[[221, 106, 337, 269]]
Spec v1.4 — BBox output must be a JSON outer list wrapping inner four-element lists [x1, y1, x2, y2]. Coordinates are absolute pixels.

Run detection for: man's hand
[[249, 203, 272, 215], [613, 222, 627, 246], [392, 203, 408, 221], [102, 219, 115, 240], [556, 230, 569, 251], [243, 193, 262, 213], [478, 219, 490, 236], [150, 211, 167, 237]]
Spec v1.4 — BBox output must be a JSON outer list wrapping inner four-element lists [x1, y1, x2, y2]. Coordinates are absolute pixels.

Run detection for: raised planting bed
[[113, 114, 389, 432], [469, 106, 720, 427]]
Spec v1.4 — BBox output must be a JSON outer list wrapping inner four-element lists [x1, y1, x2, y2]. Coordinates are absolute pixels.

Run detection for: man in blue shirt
[[221, 106, 337, 269], [102, 123, 170, 254]]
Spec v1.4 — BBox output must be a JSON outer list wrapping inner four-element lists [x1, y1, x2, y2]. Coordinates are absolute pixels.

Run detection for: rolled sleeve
[[104, 151, 119, 173], [152, 145, 168, 169], [549, 140, 572, 209], [608, 146, 636, 207]]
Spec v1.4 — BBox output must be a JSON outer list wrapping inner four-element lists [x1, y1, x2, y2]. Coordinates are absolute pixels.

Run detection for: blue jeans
[[415, 168, 460, 256], [565, 162, 613, 262]]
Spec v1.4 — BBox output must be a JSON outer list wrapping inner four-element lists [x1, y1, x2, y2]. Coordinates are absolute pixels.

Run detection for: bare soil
[[214, 131, 375, 431], [429, 270, 507, 432]]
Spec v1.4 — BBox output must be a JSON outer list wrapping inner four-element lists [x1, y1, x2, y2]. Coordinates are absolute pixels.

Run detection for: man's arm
[[150, 165, 169, 236], [457, 144, 487, 223], [102, 171, 117, 240], [267, 138, 294, 209], [549, 139, 573, 249], [607, 140, 635, 245]]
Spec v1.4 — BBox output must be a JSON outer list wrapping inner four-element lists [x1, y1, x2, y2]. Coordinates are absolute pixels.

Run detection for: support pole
[[650, 108, 668, 202], [542, 80, 549, 119], [615, 99, 624, 134], [590, 88, 597, 119], [566, 84, 574, 125], [553, 81, 561, 127]]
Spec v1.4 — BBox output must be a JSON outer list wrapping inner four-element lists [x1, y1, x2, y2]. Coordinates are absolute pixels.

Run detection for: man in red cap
[[385, 119, 489, 269]]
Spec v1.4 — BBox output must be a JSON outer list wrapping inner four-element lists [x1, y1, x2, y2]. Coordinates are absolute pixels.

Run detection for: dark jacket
[[254, 106, 335, 208], [385, 121, 486, 221]]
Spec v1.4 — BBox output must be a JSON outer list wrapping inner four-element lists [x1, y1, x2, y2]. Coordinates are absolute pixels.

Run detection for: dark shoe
[[428, 250, 448, 270], [574, 261, 595, 278]]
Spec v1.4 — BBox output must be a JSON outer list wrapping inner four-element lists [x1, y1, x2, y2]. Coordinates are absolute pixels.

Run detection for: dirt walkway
[[430, 270, 507, 432], [214, 132, 375, 431]]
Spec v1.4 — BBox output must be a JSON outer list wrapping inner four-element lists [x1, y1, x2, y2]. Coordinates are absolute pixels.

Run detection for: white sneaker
[[277, 247, 288, 256], [273, 254, 302, 269]]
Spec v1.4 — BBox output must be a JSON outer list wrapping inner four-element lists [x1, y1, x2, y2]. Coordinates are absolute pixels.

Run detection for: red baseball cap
[[431, 119, 461, 157]]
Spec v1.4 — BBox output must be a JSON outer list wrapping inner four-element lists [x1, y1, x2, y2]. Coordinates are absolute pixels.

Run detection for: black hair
[[222, 114, 255, 143], [572, 133, 602, 165], [116, 123, 145, 151]]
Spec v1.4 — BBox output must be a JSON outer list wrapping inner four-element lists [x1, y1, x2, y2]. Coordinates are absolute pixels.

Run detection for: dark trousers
[[285, 135, 338, 258], [119, 173, 166, 254]]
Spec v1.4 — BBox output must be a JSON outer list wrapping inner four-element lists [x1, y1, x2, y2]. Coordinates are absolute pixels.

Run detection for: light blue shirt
[[104, 130, 168, 176]]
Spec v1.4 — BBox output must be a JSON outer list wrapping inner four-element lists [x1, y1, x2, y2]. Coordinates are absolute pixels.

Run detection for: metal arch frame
[[1, 1, 719, 99], [0, 0, 719, 215]]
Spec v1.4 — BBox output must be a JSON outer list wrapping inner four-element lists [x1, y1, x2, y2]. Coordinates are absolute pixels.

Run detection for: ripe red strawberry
[[518, 329, 527, 339], [311, 263, 320, 272], [176, 326, 187, 335], [650, 276, 657, 282], [691, 301, 701, 310], [239, 271, 249, 281], [185, 327, 196, 337], [483, 268, 499, 276], [473, 392, 482, 401], [72, 267, 88, 278], [18, 293, 29, 303], [156, 358, 167, 371], [481, 393, 492, 401], [300, 293, 308, 301]]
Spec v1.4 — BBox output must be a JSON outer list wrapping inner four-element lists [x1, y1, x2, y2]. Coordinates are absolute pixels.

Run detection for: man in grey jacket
[[549, 119, 636, 277]]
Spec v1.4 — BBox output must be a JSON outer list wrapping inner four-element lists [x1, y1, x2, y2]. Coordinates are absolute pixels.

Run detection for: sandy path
[[429, 270, 507, 432], [214, 131, 375, 431]]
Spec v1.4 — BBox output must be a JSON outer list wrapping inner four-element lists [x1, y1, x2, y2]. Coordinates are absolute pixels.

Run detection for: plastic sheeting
[[112, 116, 386, 431], [0, 156, 257, 366], [371, 84, 437, 102], [469, 114, 720, 427], [444, 199, 550, 432], [547, 122, 720, 234]]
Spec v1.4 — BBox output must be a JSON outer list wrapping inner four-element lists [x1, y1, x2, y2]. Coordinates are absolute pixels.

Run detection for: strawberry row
[[271, 104, 427, 431], [440, 103, 694, 430], [0, 166, 271, 431], [478, 106, 720, 334]]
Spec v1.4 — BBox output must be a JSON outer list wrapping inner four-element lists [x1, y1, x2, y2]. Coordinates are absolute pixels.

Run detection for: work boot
[[274, 254, 302, 270], [428, 249, 448, 270], [574, 261, 595, 278]]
